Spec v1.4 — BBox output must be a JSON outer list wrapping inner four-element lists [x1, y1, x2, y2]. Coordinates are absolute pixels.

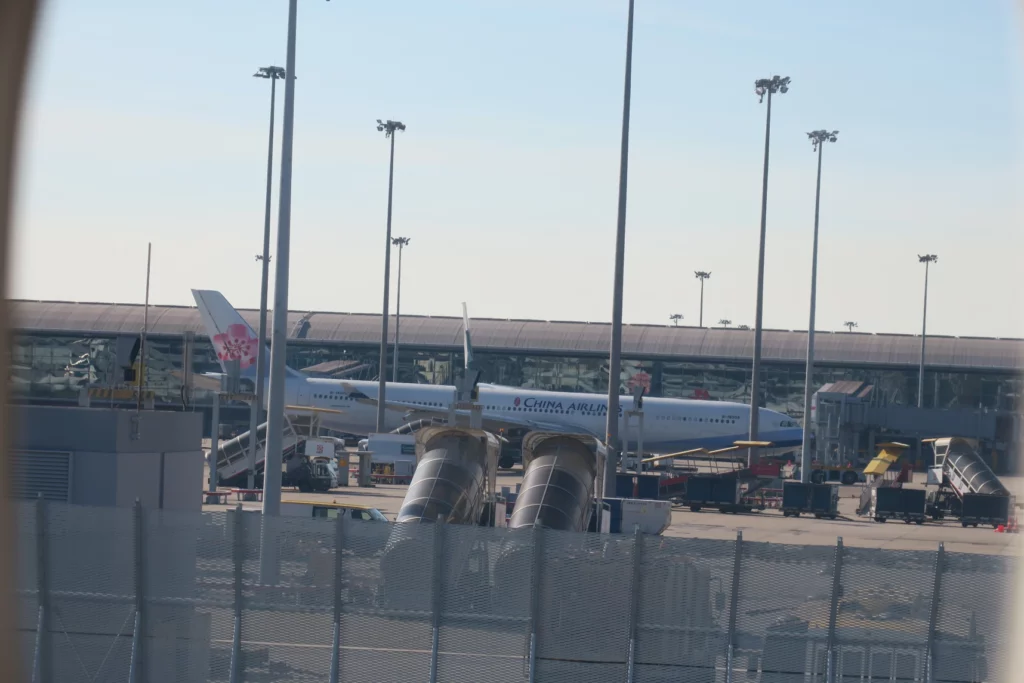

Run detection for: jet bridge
[[811, 381, 1010, 469]]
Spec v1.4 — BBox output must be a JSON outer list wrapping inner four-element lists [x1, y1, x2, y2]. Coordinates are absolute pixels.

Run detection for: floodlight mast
[[391, 236, 411, 382], [799, 128, 838, 483], [748, 75, 790, 466], [375, 119, 406, 432], [248, 64, 285, 492], [694, 271, 711, 327], [917, 254, 938, 407]]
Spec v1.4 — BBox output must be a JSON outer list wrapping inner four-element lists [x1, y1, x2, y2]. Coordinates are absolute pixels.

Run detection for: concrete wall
[[163, 450, 204, 511], [69, 451, 116, 507], [13, 405, 203, 510]]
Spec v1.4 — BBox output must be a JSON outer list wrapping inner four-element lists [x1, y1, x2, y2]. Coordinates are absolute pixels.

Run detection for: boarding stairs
[[933, 440, 1008, 500], [214, 413, 322, 487]]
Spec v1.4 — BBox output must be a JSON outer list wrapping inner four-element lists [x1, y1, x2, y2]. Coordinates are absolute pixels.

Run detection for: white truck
[[357, 434, 417, 484]]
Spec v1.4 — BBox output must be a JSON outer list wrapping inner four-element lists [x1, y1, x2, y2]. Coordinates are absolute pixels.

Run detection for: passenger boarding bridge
[[812, 381, 1014, 471]]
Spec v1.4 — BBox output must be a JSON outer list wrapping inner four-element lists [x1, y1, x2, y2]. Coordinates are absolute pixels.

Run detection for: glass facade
[[10, 333, 1023, 418]]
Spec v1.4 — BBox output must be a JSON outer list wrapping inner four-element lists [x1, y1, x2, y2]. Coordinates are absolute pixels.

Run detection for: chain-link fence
[[14, 500, 1016, 683]]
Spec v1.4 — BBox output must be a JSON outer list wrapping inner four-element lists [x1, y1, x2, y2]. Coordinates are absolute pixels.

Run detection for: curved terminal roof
[[12, 299, 1024, 372]]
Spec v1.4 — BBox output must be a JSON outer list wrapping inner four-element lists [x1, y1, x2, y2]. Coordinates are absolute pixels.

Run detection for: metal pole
[[636, 412, 644, 473], [699, 277, 704, 328], [800, 140, 825, 484], [724, 530, 742, 683], [748, 89, 773, 467], [527, 527, 543, 683], [429, 521, 445, 683], [128, 499, 144, 683], [209, 393, 220, 493], [32, 495, 50, 683], [918, 260, 930, 408], [182, 331, 194, 410], [625, 525, 642, 683], [825, 537, 844, 683], [251, 71, 278, 491], [604, 0, 635, 498], [137, 242, 151, 414], [261, 0, 298, 580], [228, 504, 244, 683], [328, 512, 344, 683], [392, 240, 403, 383], [924, 542, 945, 683], [376, 131, 397, 432]]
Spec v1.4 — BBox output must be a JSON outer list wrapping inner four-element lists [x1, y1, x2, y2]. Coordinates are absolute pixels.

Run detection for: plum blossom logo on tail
[[213, 324, 259, 370]]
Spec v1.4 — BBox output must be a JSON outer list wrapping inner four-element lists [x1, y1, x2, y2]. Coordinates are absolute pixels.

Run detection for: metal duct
[[395, 426, 498, 524], [390, 417, 445, 435], [508, 432, 600, 532], [382, 426, 498, 608]]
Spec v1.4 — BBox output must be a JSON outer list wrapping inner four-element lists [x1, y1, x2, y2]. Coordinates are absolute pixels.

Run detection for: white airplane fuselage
[[278, 377, 803, 453]]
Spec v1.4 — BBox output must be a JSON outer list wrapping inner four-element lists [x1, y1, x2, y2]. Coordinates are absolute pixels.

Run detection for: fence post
[[527, 526, 543, 683], [825, 537, 844, 683], [924, 542, 944, 683], [32, 495, 50, 683], [228, 504, 244, 683], [725, 530, 742, 683], [328, 512, 344, 683], [128, 499, 145, 683], [626, 525, 643, 683], [429, 521, 445, 683]]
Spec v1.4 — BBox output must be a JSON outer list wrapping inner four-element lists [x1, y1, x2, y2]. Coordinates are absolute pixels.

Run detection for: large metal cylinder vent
[[508, 432, 600, 532], [395, 426, 498, 524], [942, 437, 1008, 496], [381, 426, 497, 608]]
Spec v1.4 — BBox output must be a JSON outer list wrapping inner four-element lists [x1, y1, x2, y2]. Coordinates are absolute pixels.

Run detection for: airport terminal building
[[12, 299, 1023, 420]]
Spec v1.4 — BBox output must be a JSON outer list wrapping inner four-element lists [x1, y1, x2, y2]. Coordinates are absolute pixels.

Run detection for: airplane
[[192, 289, 803, 455]]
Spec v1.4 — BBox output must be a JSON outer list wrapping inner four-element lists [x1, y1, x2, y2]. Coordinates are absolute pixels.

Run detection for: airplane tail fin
[[191, 289, 302, 379], [462, 302, 475, 370]]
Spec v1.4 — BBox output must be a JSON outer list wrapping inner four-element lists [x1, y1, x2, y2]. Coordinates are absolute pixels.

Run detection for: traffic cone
[[995, 524, 1006, 533]]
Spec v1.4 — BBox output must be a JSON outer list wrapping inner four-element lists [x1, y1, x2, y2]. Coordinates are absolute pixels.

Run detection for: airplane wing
[[339, 382, 600, 439]]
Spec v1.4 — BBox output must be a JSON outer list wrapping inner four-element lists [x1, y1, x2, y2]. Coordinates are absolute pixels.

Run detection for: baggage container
[[810, 483, 839, 519], [960, 493, 1010, 528], [781, 481, 813, 517]]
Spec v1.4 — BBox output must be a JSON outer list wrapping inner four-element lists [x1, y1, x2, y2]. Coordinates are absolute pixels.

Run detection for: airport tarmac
[[202, 463, 1022, 557]]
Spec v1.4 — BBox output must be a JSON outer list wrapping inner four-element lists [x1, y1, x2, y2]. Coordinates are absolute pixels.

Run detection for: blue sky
[[11, 0, 1023, 337]]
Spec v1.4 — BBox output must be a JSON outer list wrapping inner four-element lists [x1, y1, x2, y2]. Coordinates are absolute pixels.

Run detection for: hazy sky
[[11, 0, 1023, 337]]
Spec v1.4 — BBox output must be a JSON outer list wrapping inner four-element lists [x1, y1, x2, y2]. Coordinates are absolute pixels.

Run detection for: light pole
[[719, 319, 732, 328], [391, 236, 410, 383], [748, 74, 790, 467], [263, 0, 332, 586], [605, 0, 636, 498], [918, 254, 938, 408], [844, 321, 858, 332], [669, 313, 683, 326], [799, 129, 838, 484], [248, 65, 284, 492], [694, 271, 711, 327], [376, 119, 406, 432]]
